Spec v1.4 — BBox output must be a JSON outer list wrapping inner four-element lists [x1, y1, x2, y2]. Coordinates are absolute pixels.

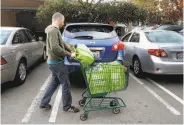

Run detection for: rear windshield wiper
[[74, 36, 93, 39]]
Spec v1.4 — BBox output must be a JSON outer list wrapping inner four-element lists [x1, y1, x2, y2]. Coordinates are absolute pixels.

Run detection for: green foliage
[[133, 0, 183, 24], [36, 0, 148, 24]]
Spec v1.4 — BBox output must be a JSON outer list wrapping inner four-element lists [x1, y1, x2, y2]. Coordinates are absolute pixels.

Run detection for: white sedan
[[1, 27, 46, 86], [121, 30, 183, 77]]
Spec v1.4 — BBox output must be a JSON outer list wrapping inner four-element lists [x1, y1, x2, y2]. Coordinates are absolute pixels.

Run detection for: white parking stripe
[[129, 73, 143, 85], [144, 85, 181, 116], [130, 73, 181, 116], [147, 78, 184, 105], [49, 85, 62, 123], [21, 74, 51, 123]]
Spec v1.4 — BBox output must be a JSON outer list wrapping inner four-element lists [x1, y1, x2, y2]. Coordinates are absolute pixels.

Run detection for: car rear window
[[145, 31, 184, 43], [0, 30, 12, 45], [155, 25, 183, 32], [64, 25, 117, 39]]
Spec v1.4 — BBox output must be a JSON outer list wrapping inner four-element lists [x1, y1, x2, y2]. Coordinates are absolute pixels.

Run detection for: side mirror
[[38, 37, 43, 41]]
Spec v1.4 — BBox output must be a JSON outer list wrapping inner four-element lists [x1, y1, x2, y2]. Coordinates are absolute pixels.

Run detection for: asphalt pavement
[[1, 62, 183, 124]]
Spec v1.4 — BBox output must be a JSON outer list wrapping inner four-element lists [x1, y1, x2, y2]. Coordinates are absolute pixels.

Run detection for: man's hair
[[52, 12, 65, 22]]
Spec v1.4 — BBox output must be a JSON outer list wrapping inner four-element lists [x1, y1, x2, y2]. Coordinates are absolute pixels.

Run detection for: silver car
[[0, 27, 46, 85], [121, 30, 183, 77]]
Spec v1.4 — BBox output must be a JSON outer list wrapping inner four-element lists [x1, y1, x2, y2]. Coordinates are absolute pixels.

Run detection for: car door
[[121, 33, 132, 63], [25, 30, 43, 63], [126, 32, 140, 66], [11, 30, 32, 67]]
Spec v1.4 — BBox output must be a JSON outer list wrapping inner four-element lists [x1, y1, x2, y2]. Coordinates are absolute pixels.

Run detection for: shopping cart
[[78, 61, 129, 121]]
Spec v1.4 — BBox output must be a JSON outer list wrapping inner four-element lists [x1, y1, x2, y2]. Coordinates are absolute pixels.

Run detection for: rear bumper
[[1, 64, 17, 84], [145, 56, 183, 75]]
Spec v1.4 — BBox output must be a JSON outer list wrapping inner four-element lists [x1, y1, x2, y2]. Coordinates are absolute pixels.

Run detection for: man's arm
[[63, 42, 73, 52], [49, 30, 71, 57]]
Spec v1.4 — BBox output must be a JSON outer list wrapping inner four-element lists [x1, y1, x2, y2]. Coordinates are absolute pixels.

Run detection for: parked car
[[144, 25, 159, 30], [132, 26, 144, 32], [63, 23, 124, 68], [179, 29, 183, 35], [121, 30, 183, 77], [155, 25, 183, 33], [0, 27, 46, 85]]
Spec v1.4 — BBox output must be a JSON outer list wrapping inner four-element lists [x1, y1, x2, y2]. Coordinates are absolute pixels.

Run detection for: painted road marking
[[49, 85, 62, 123], [147, 78, 184, 105], [22, 74, 51, 123], [130, 73, 181, 116]]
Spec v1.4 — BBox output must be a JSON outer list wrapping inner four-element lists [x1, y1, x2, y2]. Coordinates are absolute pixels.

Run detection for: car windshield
[[64, 25, 117, 39], [0, 29, 12, 45], [145, 31, 184, 43]]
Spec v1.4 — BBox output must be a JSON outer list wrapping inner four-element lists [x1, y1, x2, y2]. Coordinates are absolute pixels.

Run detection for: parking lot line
[[21, 74, 51, 123], [147, 78, 184, 105], [49, 85, 62, 123], [130, 73, 181, 116]]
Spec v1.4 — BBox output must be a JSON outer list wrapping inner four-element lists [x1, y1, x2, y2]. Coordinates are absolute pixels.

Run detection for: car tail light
[[112, 41, 125, 51], [148, 49, 168, 57], [0, 57, 7, 65]]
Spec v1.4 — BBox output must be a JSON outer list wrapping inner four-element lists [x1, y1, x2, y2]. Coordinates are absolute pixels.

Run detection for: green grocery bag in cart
[[75, 44, 95, 66], [85, 61, 126, 95]]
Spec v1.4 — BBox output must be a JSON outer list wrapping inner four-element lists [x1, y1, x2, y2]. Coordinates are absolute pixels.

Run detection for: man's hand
[[71, 52, 76, 58]]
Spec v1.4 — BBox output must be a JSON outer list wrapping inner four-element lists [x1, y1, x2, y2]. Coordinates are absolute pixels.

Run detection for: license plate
[[92, 51, 100, 59], [177, 52, 183, 59], [89, 47, 105, 59]]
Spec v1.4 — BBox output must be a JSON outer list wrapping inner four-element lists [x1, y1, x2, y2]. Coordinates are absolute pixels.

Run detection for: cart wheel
[[79, 100, 85, 106], [80, 114, 88, 121], [112, 108, 120, 114], [110, 100, 118, 107], [79, 98, 86, 107]]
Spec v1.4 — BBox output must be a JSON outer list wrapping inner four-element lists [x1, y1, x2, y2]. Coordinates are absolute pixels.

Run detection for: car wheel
[[133, 57, 143, 77], [41, 48, 47, 62], [14, 60, 27, 86]]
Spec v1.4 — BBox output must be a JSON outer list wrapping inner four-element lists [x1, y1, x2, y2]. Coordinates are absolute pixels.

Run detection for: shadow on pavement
[[69, 71, 87, 89], [1, 61, 46, 93], [145, 73, 183, 84]]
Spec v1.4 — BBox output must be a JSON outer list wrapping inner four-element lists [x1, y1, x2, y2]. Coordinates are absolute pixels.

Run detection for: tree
[[159, 0, 183, 23], [133, 0, 183, 24], [36, 0, 148, 25]]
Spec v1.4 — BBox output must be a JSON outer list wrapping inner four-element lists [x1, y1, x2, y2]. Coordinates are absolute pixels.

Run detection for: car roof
[[129, 30, 176, 34], [155, 25, 183, 30], [66, 23, 113, 26], [1, 27, 26, 31]]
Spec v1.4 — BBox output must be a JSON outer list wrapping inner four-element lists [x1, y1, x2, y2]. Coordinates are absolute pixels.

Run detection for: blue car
[[63, 23, 125, 70]]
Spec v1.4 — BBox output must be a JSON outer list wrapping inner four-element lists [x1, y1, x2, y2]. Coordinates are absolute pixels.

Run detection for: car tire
[[133, 57, 143, 78], [13, 59, 27, 86], [41, 48, 47, 62]]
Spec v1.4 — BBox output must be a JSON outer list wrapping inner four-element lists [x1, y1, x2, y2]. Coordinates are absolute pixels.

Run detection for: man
[[40, 12, 79, 113]]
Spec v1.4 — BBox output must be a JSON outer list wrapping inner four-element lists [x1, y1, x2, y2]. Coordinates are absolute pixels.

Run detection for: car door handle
[[24, 48, 28, 51]]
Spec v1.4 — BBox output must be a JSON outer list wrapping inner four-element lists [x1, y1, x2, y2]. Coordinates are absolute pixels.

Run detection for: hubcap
[[134, 60, 139, 74], [19, 63, 26, 81]]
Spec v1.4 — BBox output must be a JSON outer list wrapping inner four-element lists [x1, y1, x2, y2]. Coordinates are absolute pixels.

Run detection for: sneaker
[[65, 106, 80, 113], [39, 104, 52, 109]]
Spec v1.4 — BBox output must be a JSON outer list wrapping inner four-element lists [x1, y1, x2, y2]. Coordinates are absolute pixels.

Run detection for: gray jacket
[[45, 25, 72, 62]]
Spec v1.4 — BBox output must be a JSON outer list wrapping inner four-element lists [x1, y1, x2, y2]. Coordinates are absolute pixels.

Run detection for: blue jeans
[[40, 62, 72, 111]]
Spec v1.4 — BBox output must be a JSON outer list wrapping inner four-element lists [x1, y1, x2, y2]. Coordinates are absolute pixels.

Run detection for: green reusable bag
[[76, 44, 94, 65], [86, 61, 126, 94], [108, 61, 126, 92]]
